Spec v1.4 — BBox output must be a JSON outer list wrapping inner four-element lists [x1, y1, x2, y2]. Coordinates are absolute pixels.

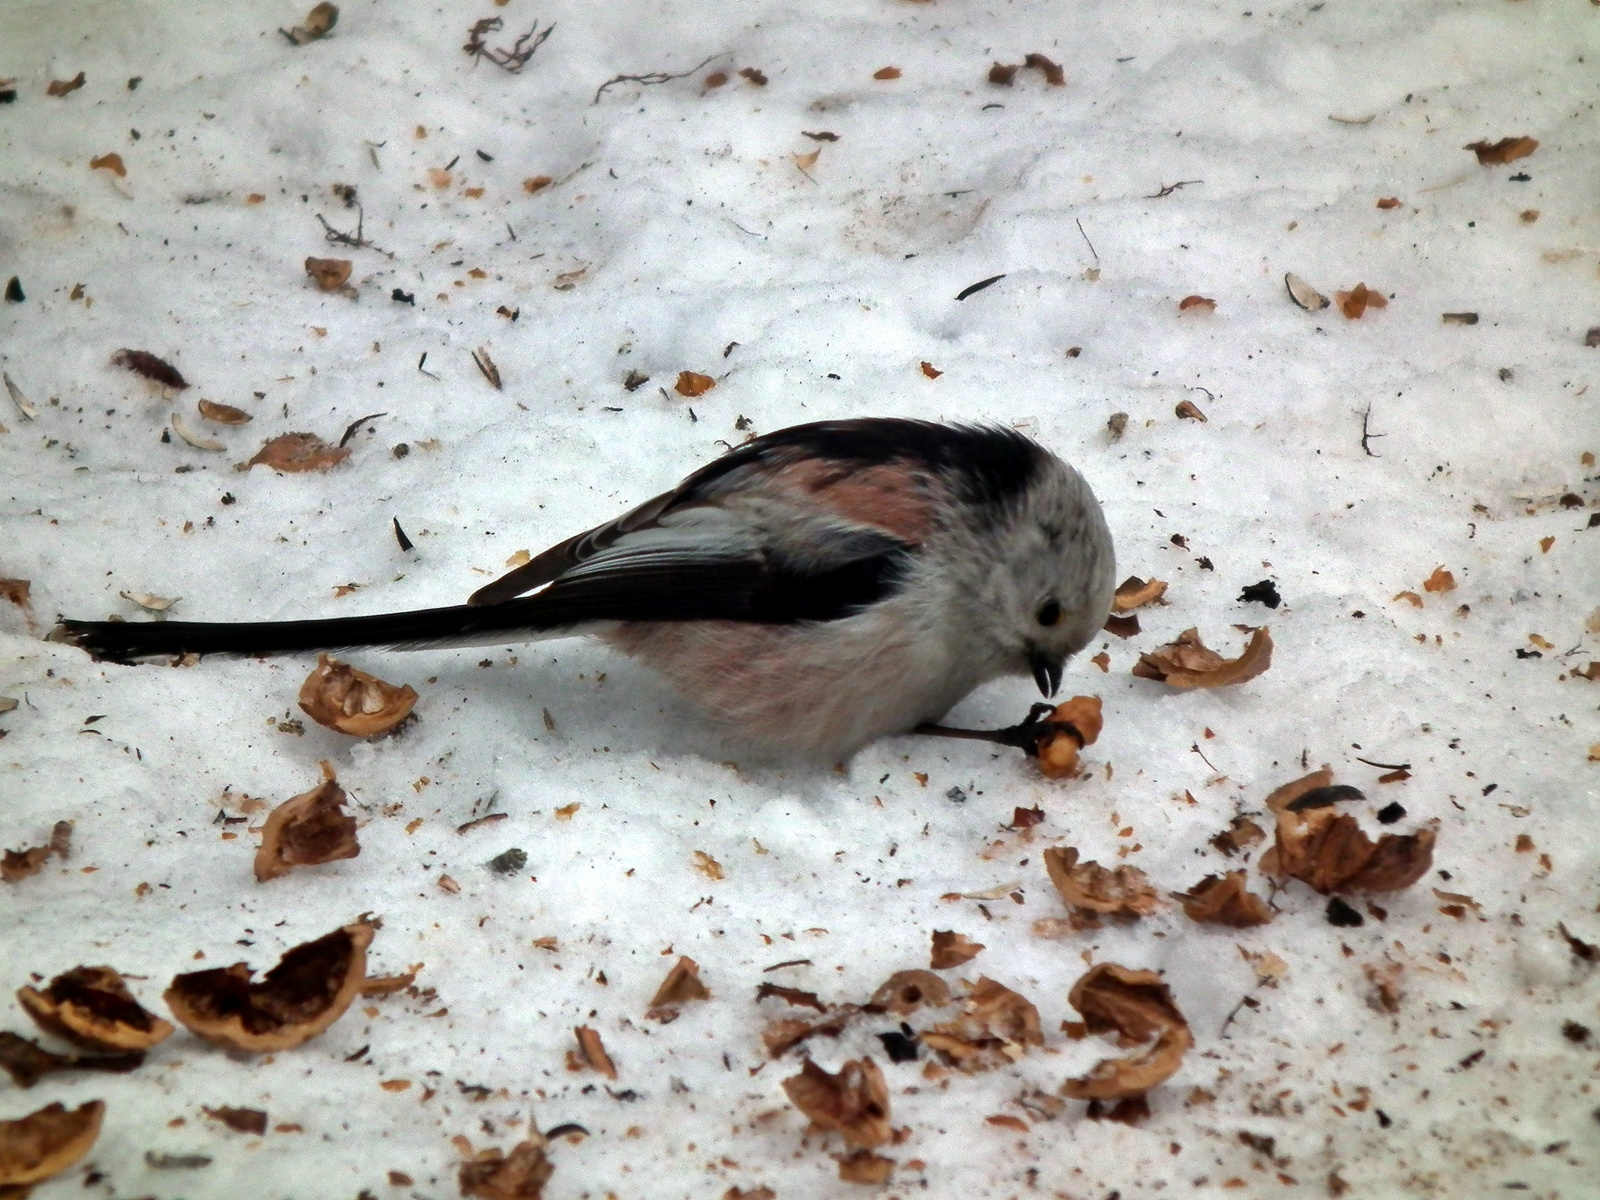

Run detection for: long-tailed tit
[[55, 418, 1116, 756]]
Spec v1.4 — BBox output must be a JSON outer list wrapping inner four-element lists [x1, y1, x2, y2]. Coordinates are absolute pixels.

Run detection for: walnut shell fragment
[[1035, 695, 1103, 779], [929, 930, 984, 969], [1258, 769, 1436, 894], [297, 654, 417, 737], [1284, 272, 1329, 311], [922, 977, 1043, 1072], [572, 1026, 617, 1080], [17, 965, 174, 1052], [0, 1100, 104, 1191], [254, 761, 361, 882], [781, 1057, 891, 1148], [459, 1139, 554, 1200], [869, 970, 949, 1015], [0, 1032, 145, 1089], [1180, 872, 1273, 927], [1111, 576, 1168, 613], [647, 956, 709, 1021], [240, 432, 352, 473], [1044, 846, 1159, 919], [1061, 964, 1192, 1101], [1132, 626, 1272, 688], [304, 257, 352, 291], [163, 921, 373, 1053]]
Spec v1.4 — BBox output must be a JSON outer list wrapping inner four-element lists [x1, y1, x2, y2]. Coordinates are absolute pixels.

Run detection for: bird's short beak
[[1028, 649, 1064, 698]]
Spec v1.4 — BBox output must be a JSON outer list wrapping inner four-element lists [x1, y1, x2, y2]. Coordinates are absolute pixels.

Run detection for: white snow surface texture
[[2, 1, 1599, 1197]]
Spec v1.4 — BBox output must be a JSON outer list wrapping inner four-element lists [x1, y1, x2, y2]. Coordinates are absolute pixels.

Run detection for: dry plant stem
[[593, 53, 725, 104]]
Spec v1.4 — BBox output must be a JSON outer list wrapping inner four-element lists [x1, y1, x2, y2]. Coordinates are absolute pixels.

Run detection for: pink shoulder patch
[[765, 458, 935, 543]]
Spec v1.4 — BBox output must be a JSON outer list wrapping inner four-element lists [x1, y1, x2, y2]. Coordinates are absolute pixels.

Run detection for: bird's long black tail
[[52, 602, 569, 664]]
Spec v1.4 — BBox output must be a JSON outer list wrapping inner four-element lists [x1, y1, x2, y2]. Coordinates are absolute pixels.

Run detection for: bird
[[53, 418, 1116, 757]]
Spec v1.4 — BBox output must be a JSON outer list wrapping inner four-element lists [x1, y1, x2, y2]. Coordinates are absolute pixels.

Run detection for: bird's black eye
[[1036, 600, 1062, 627]]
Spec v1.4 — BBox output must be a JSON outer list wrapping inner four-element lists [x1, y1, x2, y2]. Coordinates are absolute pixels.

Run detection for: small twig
[[338, 412, 387, 448], [915, 703, 1057, 755], [1360, 404, 1385, 457], [1219, 985, 1265, 1038], [464, 17, 555, 73], [1355, 756, 1411, 771], [1075, 218, 1098, 266], [593, 53, 724, 105], [418, 351, 440, 381], [472, 347, 502, 390], [1144, 179, 1202, 199], [1190, 741, 1219, 772]]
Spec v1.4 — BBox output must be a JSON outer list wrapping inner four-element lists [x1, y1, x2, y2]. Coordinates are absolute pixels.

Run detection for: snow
[[2, 0, 1599, 1196]]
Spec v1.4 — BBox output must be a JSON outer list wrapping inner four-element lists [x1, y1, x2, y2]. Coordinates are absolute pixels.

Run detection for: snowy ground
[[3, 0, 1599, 1196]]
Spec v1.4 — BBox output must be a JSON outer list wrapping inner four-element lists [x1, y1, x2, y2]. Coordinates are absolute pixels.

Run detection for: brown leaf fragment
[[1392, 590, 1423, 607], [1464, 136, 1538, 165], [573, 1026, 617, 1080], [0, 1031, 144, 1088], [1174, 399, 1207, 421], [836, 1149, 895, 1184], [163, 920, 374, 1053], [873, 66, 902, 80], [198, 399, 252, 424], [756, 983, 828, 1012], [0, 1100, 104, 1190], [691, 850, 725, 880], [724, 1188, 775, 1200], [522, 175, 553, 194], [282, 2, 338, 44], [254, 761, 361, 882], [242, 432, 351, 472], [1112, 576, 1168, 613], [919, 360, 942, 378], [1044, 847, 1158, 918], [46, 72, 86, 96], [1334, 283, 1388, 320], [2, 821, 71, 884], [1023, 53, 1066, 85], [1177, 295, 1215, 313], [1103, 613, 1140, 638], [459, 1139, 554, 1199], [738, 67, 768, 86], [869, 970, 950, 1016], [1180, 872, 1273, 926], [17, 965, 174, 1052], [1422, 566, 1456, 593], [203, 1106, 267, 1135], [674, 371, 716, 397], [0, 579, 29, 608], [1363, 962, 1403, 1013], [1263, 771, 1436, 894], [89, 153, 126, 177], [782, 1057, 891, 1148], [1209, 817, 1265, 857], [1376, 196, 1401, 209], [988, 62, 1019, 85], [801, 130, 839, 142], [1132, 626, 1273, 688], [703, 72, 728, 88], [112, 349, 188, 389], [304, 257, 352, 291], [647, 956, 709, 1019], [1012, 805, 1045, 829], [1060, 964, 1192, 1101], [1034, 695, 1103, 779], [923, 978, 1042, 1072], [929, 931, 985, 969], [297, 654, 417, 737]]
